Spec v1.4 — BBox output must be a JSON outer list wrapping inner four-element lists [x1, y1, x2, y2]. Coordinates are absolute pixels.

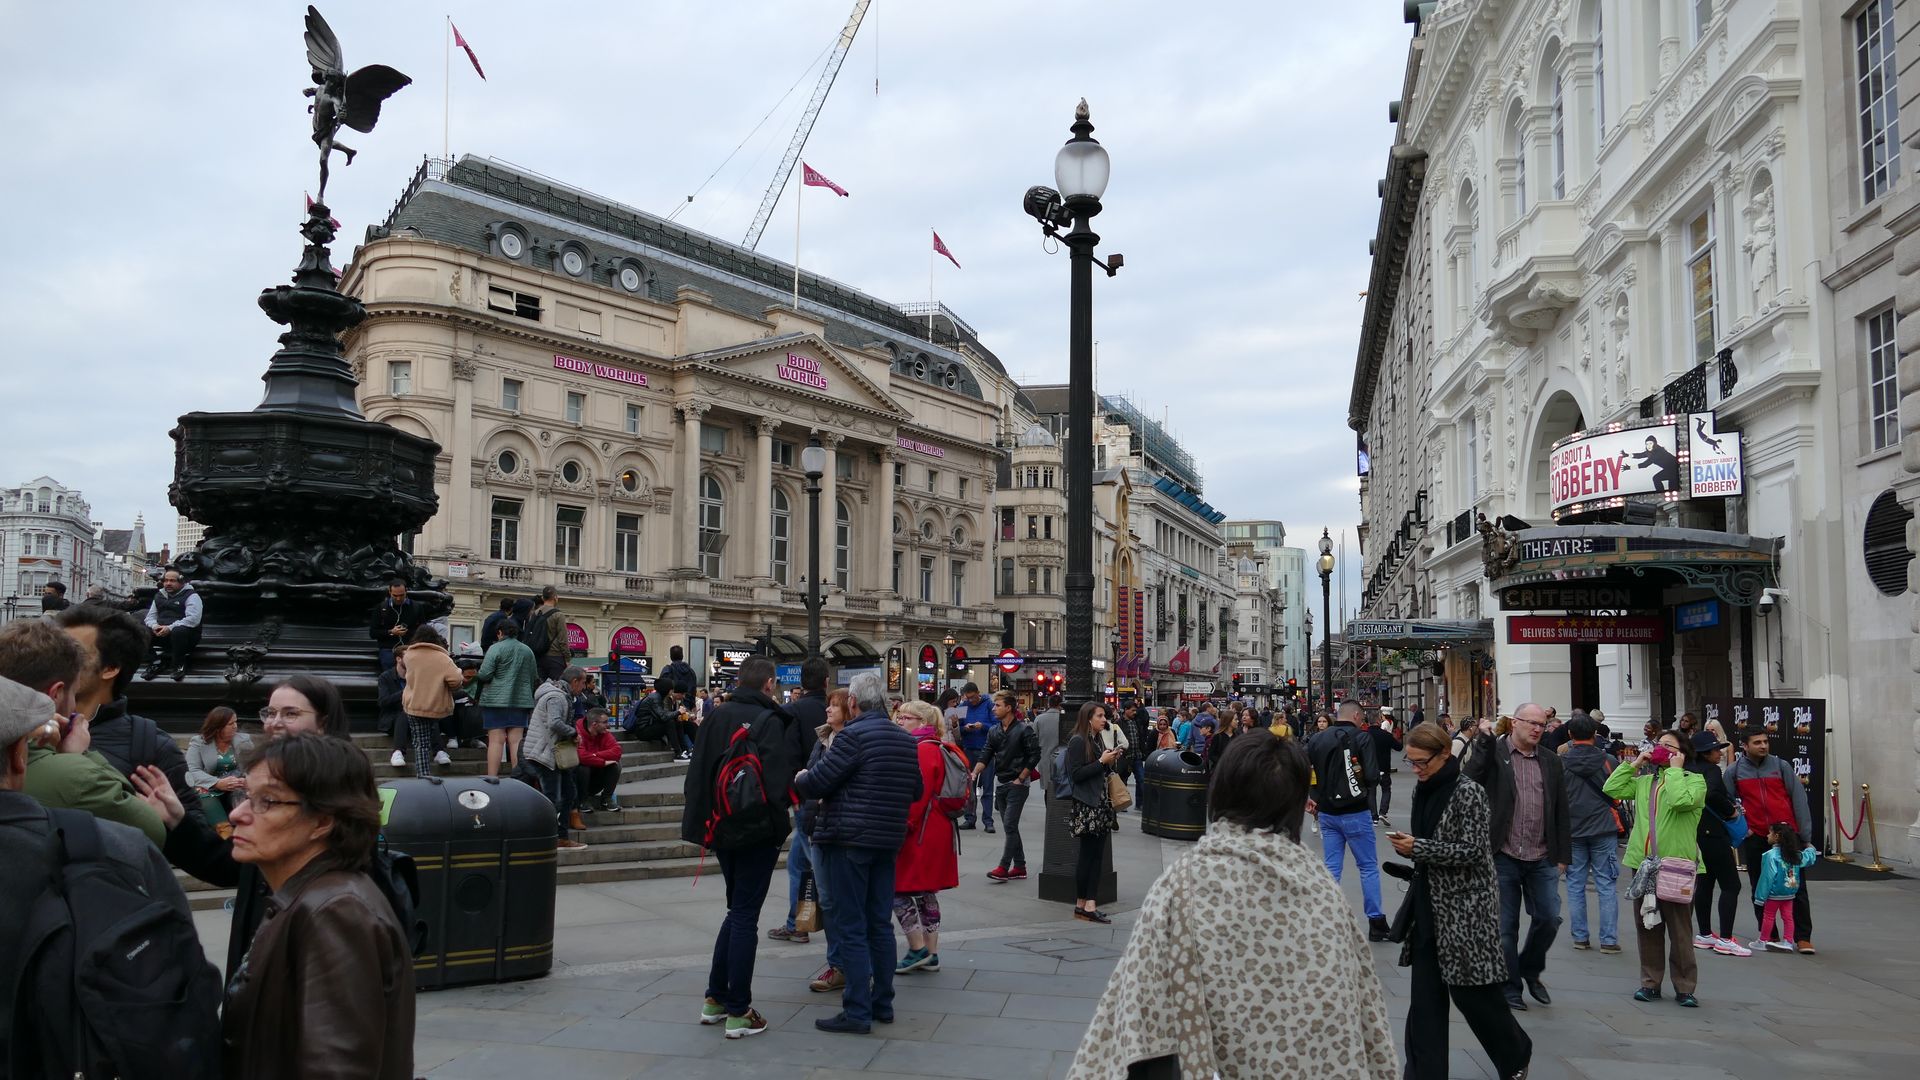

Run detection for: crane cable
[[666, 39, 836, 223]]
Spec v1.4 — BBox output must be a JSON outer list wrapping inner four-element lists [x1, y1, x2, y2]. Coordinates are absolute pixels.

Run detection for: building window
[[502, 378, 522, 413], [489, 498, 521, 561], [835, 455, 854, 482], [699, 476, 724, 577], [1025, 467, 1038, 488], [1043, 621, 1054, 650], [496, 449, 521, 476], [951, 561, 965, 606], [554, 505, 584, 567], [1593, 6, 1606, 139], [834, 501, 852, 589], [1000, 557, 1014, 595], [1000, 509, 1015, 540], [1550, 74, 1565, 199], [769, 488, 791, 585], [388, 359, 412, 396], [1042, 567, 1054, 594], [1028, 515, 1039, 539], [1043, 468, 1055, 488], [699, 426, 727, 454], [893, 462, 905, 487], [957, 477, 969, 501], [625, 403, 642, 435], [1043, 516, 1054, 540], [614, 512, 641, 572], [565, 392, 585, 425], [771, 440, 795, 468], [1687, 207, 1717, 363], [559, 460, 583, 485], [919, 555, 935, 601], [1464, 415, 1479, 506], [1868, 306, 1900, 451], [1693, 0, 1714, 42], [1028, 566, 1039, 594], [925, 468, 938, 493], [892, 550, 903, 594], [1857, 0, 1901, 203], [487, 286, 541, 320]]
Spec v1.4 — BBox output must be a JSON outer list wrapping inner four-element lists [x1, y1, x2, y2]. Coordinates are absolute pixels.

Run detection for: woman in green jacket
[[473, 620, 540, 777], [1603, 728, 1706, 1007]]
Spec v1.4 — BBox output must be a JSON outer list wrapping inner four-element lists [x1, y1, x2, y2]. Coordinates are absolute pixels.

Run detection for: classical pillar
[[875, 447, 897, 593], [449, 355, 476, 554], [751, 416, 776, 582], [1658, 0, 1681, 77], [819, 432, 842, 588], [677, 402, 709, 573]]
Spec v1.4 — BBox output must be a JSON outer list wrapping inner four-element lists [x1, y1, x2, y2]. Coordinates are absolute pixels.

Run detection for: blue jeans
[[964, 748, 992, 826], [705, 844, 779, 1016], [1566, 835, 1620, 947], [1318, 809, 1382, 920], [784, 827, 814, 930], [816, 843, 897, 1026], [1495, 853, 1563, 995]]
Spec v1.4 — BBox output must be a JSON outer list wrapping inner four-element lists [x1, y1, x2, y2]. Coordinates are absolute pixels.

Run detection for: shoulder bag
[[1573, 766, 1632, 837], [1629, 776, 1696, 905]]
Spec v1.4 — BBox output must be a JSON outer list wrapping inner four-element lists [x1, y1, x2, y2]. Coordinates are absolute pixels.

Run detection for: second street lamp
[[1318, 528, 1335, 711], [801, 435, 829, 660]]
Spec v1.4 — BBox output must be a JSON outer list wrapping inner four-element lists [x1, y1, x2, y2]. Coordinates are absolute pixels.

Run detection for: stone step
[[568, 821, 683, 844], [557, 853, 785, 885], [368, 755, 684, 782], [556, 838, 706, 865]]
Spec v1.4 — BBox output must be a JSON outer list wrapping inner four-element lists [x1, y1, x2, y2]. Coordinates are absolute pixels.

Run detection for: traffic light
[[948, 646, 969, 677], [1035, 670, 1063, 696], [1232, 673, 1244, 691]]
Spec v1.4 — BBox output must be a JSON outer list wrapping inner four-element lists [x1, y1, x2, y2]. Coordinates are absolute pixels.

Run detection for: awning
[[823, 636, 880, 663], [1344, 618, 1494, 648], [1485, 524, 1779, 608]]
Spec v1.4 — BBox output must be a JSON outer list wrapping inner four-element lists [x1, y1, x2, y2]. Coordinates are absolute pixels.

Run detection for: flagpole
[[927, 229, 935, 342], [442, 15, 450, 159], [792, 172, 803, 312]]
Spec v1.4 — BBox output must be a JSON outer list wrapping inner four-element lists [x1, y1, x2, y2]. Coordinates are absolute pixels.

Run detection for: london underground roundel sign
[[995, 648, 1023, 673]]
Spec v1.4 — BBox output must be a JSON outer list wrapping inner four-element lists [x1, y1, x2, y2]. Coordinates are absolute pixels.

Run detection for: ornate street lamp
[[1318, 529, 1336, 711], [1024, 100, 1122, 907], [941, 631, 958, 695], [801, 435, 829, 660]]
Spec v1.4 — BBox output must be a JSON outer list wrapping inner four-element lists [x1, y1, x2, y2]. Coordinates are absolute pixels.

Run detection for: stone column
[[678, 402, 709, 573], [819, 432, 842, 588], [754, 417, 776, 581], [1658, 0, 1682, 78], [449, 356, 476, 554], [875, 447, 897, 593]]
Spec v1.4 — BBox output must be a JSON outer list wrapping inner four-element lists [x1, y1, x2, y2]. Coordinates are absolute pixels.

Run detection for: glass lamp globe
[[1054, 137, 1110, 201]]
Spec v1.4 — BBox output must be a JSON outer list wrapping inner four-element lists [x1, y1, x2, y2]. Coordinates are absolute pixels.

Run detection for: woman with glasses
[[222, 733, 415, 1078], [1387, 722, 1531, 1080]]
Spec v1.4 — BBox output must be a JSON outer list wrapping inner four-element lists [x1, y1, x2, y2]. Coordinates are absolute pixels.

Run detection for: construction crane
[[741, 0, 870, 250]]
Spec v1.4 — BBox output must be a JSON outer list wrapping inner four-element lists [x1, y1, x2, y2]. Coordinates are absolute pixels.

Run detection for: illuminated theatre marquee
[[1547, 412, 1743, 520]]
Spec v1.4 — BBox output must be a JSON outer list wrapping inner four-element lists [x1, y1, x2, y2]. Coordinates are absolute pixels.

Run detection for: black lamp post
[[1318, 529, 1336, 711], [801, 435, 828, 660], [941, 631, 958, 696], [1024, 99, 1119, 906]]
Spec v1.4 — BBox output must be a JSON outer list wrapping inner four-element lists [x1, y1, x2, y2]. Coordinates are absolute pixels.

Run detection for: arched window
[[1550, 72, 1566, 198], [769, 487, 791, 585], [1593, 4, 1606, 140], [1505, 103, 1528, 219], [699, 476, 724, 578], [835, 500, 852, 589]]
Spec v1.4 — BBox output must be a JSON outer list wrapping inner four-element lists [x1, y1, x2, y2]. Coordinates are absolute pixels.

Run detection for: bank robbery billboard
[[1687, 412, 1745, 498], [1549, 422, 1680, 516]]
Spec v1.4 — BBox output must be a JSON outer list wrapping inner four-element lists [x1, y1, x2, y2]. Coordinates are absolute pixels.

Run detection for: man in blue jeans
[[793, 670, 923, 1035], [1561, 714, 1622, 953], [1479, 702, 1573, 1010], [1305, 701, 1389, 940], [954, 683, 995, 832]]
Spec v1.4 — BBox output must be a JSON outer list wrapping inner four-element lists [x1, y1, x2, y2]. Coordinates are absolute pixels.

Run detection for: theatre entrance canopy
[[1482, 522, 1779, 610]]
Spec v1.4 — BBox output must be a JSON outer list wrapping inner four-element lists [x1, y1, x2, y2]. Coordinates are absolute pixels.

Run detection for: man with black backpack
[[657, 644, 698, 698], [681, 657, 804, 1040], [0, 673, 222, 1080], [1306, 700, 1389, 941]]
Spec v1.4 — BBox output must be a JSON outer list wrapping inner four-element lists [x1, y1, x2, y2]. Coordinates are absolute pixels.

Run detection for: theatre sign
[[1548, 413, 1744, 519]]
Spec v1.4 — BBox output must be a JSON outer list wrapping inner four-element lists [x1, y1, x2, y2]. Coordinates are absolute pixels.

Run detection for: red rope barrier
[[1831, 791, 1868, 842]]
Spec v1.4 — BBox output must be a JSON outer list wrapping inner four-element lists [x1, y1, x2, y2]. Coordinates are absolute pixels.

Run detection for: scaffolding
[[1102, 395, 1201, 493]]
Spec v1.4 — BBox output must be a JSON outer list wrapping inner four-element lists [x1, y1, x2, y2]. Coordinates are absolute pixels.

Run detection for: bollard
[[1862, 783, 1892, 873]]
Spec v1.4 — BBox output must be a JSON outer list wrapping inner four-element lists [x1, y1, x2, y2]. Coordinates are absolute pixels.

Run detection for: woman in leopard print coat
[[1389, 723, 1531, 1080]]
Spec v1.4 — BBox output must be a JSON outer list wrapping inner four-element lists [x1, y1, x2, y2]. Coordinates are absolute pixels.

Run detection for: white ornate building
[[1, 479, 147, 613]]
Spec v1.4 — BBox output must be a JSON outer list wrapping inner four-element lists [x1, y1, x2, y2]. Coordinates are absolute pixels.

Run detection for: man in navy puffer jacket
[[793, 670, 923, 1035]]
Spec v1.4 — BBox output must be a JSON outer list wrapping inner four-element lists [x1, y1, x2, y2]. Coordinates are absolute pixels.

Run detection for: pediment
[[677, 333, 910, 420]]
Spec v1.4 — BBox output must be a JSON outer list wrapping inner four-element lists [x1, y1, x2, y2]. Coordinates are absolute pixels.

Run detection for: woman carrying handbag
[[1062, 702, 1121, 923], [1604, 728, 1707, 1007]]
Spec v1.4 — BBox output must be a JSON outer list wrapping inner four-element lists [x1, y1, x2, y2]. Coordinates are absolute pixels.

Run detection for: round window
[[561, 248, 586, 276], [920, 521, 935, 541], [619, 265, 642, 292], [1864, 490, 1914, 596], [496, 449, 518, 474], [560, 460, 583, 485], [951, 527, 965, 546], [618, 469, 640, 493], [498, 231, 524, 259], [892, 514, 903, 536]]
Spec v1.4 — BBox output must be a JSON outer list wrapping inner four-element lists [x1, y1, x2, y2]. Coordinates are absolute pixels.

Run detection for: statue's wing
[[339, 65, 412, 132], [304, 5, 344, 76]]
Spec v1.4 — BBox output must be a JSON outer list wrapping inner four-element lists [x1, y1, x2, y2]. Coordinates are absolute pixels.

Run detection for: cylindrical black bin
[[1140, 749, 1207, 841], [381, 776, 557, 989]]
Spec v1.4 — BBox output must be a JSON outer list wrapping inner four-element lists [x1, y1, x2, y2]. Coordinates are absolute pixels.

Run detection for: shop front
[[1343, 618, 1494, 720]]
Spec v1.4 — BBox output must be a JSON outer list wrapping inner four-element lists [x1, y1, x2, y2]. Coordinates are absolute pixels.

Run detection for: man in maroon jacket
[[1727, 729, 1815, 953]]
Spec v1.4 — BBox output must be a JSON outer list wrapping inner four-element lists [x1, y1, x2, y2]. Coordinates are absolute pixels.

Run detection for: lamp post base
[[1035, 865, 1115, 906]]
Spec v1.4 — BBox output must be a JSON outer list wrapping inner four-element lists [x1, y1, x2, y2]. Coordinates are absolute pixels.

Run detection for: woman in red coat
[[892, 699, 960, 974]]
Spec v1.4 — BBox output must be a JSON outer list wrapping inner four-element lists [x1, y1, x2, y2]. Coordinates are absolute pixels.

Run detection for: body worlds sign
[[1549, 423, 1680, 515], [777, 352, 829, 390], [555, 353, 649, 387]]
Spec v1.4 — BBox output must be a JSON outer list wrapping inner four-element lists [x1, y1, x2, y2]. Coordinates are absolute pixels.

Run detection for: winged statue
[[303, 6, 410, 201]]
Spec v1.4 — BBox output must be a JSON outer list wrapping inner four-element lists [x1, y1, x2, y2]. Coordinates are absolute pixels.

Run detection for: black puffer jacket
[[86, 696, 189, 797], [679, 689, 801, 851], [795, 709, 923, 850]]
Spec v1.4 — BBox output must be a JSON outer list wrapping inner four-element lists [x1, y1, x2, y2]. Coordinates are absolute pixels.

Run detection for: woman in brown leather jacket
[[222, 733, 414, 1079]]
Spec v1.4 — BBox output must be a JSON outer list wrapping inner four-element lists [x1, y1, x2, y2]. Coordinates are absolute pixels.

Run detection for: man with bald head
[[1485, 701, 1571, 1011]]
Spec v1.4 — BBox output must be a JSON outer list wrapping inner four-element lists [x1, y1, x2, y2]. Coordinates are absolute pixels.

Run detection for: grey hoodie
[[1560, 742, 1621, 840]]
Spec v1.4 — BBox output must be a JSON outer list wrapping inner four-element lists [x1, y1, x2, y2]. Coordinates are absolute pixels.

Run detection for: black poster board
[[1702, 697, 1826, 849]]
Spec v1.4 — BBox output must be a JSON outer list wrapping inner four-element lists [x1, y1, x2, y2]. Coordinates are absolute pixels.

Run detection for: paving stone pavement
[[192, 801, 1920, 1078]]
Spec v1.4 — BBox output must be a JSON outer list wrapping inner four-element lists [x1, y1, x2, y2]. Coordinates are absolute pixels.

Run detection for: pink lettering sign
[[555, 353, 649, 388], [777, 352, 829, 390], [611, 626, 647, 655], [896, 436, 946, 459], [565, 623, 591, 654]]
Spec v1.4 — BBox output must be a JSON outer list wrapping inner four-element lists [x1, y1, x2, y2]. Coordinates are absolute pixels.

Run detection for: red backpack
[[702, 710, 777, 851]]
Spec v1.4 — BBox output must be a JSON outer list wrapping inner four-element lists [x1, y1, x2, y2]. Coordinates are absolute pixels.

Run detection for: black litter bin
[[1140, 748, 1207, 841], [381, 776, 557, 989]]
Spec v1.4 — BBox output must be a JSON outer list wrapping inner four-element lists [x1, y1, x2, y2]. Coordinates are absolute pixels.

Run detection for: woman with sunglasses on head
[[223, 733, 414, 1078], [1387, 722, 1532, 1080]]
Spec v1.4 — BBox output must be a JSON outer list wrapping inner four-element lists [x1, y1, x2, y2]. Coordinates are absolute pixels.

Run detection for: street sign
[[994, 648, 1023, 673]]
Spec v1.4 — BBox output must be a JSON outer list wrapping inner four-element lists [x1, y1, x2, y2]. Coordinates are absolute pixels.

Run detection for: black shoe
[[141, 663, 164, 680], [1073, 908, 1112, 924], [983, 822, 996, 834], [1525, 977, 1550, 1005], [169, 665, 188, 681], [1367, 916, 1392, 942], [957, 821, 976, 830], [814, 1012, 871, 1035], [1505, 993, 1528, 1011], [874, 1011, 894, 1025]]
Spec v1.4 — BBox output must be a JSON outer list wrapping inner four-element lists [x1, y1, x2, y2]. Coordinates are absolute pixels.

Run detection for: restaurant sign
[[1507, 615, 1666, 644]]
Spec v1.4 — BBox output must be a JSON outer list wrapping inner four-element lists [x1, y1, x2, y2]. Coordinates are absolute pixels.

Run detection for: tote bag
[[1643, 777, 1697, 905]]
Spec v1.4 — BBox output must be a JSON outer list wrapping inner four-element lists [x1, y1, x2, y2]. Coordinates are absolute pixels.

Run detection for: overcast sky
[[0, 1, 1408, 607]]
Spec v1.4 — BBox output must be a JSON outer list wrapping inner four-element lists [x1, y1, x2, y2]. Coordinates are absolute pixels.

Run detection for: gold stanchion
[[1826, 779, 1853, 863], [1862, 784, 1892, 873]]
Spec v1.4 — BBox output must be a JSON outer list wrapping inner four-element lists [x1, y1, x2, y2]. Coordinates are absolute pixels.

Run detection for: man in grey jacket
[[1560, 715, 1621, 953]]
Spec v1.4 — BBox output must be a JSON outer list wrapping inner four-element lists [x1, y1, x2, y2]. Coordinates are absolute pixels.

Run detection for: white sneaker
[[1713, 936, 1752, 956], [434, 750, 452, 766], [389, 750, 405, 767], [446, 737, 459, 750], [1692, 933, 1716, 950], [1763, 939, 1795, 953]]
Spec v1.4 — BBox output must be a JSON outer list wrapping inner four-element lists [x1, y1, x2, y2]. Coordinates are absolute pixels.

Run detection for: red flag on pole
[[801, 162, 848, 196], [304, 192, 342, 230], [451, 22, 486, 80], [932, 230, 961, 269]]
